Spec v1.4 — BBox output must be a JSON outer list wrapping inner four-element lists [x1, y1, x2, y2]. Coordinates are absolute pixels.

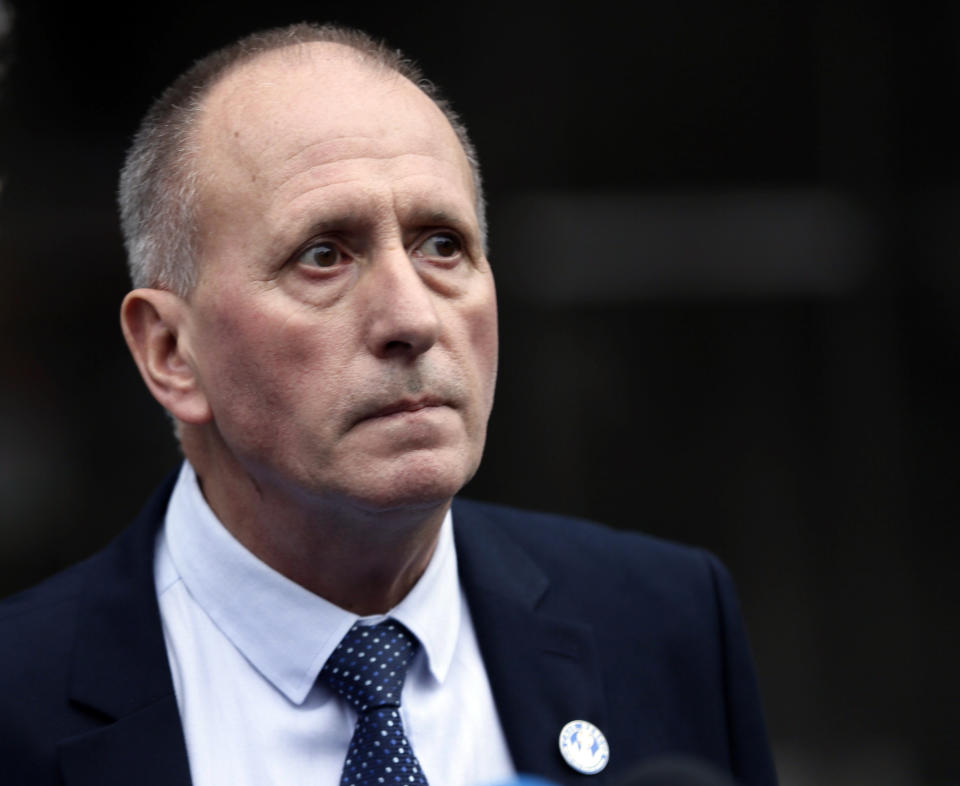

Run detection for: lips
[[359, 395, 449, 423]]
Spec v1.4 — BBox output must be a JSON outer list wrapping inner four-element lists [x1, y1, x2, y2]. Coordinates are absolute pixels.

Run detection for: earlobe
[[120, 289, 212, 425]]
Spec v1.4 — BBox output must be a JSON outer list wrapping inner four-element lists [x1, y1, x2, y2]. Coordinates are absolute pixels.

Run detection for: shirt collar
[[163, 461, 460, 705]]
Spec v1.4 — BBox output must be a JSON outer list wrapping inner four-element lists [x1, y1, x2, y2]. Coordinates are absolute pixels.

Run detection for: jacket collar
[[57, 483, 609, 786], [59, 472, 193, 786], [453, 499, 609, 786]]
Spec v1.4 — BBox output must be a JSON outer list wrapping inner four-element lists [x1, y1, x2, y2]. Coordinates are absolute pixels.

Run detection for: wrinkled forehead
[[193, 42, 471, 195]]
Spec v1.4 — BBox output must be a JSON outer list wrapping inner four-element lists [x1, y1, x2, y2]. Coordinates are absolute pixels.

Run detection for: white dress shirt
[[154, 461, 515, 786]]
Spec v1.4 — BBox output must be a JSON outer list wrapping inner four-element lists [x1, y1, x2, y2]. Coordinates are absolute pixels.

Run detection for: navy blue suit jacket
[[0, 475, 777, 785]]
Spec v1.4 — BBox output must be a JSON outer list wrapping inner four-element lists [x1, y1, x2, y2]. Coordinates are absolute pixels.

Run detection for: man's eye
[[416, 232, 462, 260], [298, 242, 343, 268]]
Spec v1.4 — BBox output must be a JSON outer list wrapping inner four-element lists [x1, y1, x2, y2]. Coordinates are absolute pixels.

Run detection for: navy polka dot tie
[[320, 620, 430, 786]]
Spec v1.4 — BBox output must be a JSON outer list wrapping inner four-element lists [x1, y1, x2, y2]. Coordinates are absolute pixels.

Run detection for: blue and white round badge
[[558, 719, 610, 775]]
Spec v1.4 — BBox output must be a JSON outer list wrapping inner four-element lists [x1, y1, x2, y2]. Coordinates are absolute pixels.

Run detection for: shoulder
[[452, 497, 727, 598], [450, 498, 743, 654], [0, 550, 111, 698], [0, 476, 174, 783], [0, 471, 174, 671], [0, 556, 93, 651], [452, 499, 777, 785], [0, 557, 98, 775]]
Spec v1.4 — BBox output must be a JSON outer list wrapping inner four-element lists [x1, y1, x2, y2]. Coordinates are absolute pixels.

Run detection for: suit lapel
[[55, 484, 608, 786], [57, 696, 191, 786], [453, 500, 609, 786], [60, 474, 192, 786]]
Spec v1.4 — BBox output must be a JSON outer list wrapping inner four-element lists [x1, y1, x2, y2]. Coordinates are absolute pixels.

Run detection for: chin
[[343, 449, 480, 514]]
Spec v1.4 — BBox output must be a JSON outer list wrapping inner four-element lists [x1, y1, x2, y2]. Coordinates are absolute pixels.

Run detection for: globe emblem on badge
[[558, 719, 610, 774]]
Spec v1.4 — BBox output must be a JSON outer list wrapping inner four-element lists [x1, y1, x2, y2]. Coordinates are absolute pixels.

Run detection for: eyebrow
[[295, 204, 475, 239], [401, 207, 475, 236]]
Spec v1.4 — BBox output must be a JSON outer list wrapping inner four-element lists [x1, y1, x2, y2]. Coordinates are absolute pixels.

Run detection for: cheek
[[193, 294, 332, 421], [464, 287, 499, 400]]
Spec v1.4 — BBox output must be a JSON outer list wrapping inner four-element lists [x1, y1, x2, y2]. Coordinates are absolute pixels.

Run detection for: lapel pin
[[558, 719, 610, 775]]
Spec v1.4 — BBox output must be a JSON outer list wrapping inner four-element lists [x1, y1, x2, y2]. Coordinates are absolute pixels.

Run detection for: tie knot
[[320, 620, 420, 713]]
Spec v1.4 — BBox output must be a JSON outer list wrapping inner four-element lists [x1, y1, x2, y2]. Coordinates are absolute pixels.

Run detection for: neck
[[184, 450, 449, 616]]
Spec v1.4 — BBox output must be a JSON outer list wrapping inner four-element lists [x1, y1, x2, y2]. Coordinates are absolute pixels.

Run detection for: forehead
[[194, 43, 473, 200]]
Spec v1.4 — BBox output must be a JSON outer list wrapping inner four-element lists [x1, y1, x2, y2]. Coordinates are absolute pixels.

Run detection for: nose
[[363, 247, 441, 359]]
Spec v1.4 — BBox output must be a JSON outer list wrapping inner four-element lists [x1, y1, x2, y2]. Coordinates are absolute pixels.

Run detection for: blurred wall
[[1, 2, 957, 784]]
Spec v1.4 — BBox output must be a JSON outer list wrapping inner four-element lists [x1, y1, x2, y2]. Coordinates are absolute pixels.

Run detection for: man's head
[[118, 23, 487, 296], [119, 25, 498, 517]]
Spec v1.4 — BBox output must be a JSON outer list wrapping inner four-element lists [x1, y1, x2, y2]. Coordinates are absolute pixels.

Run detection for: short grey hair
[[118, 23, 486, 295]]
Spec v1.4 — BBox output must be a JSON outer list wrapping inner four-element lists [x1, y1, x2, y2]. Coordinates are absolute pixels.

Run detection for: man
[[0, 23, 777, 786]]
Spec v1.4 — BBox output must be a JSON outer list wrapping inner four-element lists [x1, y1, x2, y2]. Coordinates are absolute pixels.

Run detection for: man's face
[[179, 45, 498, 513]]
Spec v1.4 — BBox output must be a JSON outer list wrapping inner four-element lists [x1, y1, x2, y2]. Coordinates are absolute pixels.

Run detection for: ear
[[120, 288, 212, 425]]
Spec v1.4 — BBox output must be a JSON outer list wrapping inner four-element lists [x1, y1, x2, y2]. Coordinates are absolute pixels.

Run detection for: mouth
[[359, 395, 450, 423]]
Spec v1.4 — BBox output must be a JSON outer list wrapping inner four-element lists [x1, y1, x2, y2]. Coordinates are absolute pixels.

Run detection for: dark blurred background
[[1, 2, 957, 784]]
